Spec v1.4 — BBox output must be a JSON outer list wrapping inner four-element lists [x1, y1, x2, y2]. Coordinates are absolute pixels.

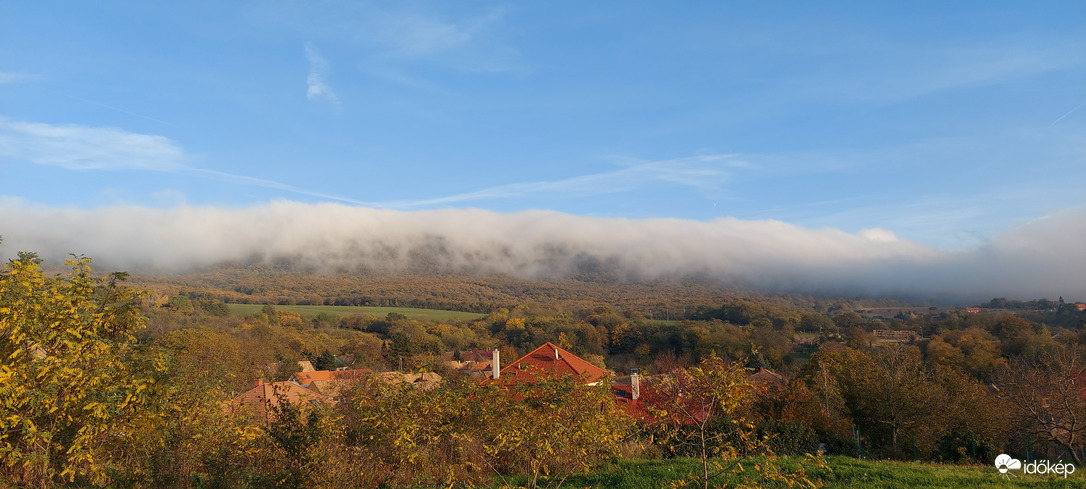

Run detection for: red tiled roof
[[612, 380, 680, 423], [461, 349, 495, 363], [485, 342, 609, 386]]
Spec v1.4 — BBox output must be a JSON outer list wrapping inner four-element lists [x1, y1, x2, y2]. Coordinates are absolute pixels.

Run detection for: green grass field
[[494, 456, 1082, 488], [226, 303, 485, 322]]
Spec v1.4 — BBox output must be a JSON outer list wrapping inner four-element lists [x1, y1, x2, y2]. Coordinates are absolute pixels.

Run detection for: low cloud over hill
[[2, 200, 1084, 301]]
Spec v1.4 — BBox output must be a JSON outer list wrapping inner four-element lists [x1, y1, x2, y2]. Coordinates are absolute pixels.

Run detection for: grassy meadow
[[226, 303, 486, 322], [493, 456, 1083, 488]]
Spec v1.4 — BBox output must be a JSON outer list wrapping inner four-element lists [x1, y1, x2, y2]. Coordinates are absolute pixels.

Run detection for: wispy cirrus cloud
[[248, 1, 522, 85], [0, 117, 377, 205], [879, 44, 1079, 101], [0, 117, 185, 171], [384, 154, 747, 208], [4, 116, 742, 210], [0, 72, 25, 84], [0, 71, 44, 84], [186, 167, 377, 206], [305, 44, 340, 103], [797, 41, 1082, 104]]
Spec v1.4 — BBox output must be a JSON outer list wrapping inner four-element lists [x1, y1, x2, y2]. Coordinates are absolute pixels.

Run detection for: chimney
[[555, 347, 560, 360], [255, 378, 264, 388], [491, 349, 500, 380], [630, 368, 640, 401]]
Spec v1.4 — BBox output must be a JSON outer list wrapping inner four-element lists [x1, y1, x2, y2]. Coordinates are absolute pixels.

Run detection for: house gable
[[486, 342, 608, 386], [227, 380, 335, 421]]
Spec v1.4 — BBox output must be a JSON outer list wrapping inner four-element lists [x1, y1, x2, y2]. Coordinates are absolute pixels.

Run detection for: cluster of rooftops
[[227, 341, 783, 421]]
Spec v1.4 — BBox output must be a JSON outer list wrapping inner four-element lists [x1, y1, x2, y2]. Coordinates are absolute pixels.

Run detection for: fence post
[[1027, 434, 1032, 463], [855, 426, 864, 459], [912, 434, 917, 461], [970, 435, 976, 462]]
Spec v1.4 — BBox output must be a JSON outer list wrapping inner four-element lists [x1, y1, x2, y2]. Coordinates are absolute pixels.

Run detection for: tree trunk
[[701, 424, 710, 489]]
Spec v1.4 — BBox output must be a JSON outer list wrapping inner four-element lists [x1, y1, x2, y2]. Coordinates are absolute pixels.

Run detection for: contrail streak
[[1050, 102, 1083, 126], [41, 88, 176, 127]]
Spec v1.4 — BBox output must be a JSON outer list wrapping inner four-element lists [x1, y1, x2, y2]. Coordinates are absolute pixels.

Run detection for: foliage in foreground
[[0, 251, 154, 485], [0, 248, 637, 487]]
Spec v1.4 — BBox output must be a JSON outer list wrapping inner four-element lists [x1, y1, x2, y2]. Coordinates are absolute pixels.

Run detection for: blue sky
[[2, 1, 1084, 252]]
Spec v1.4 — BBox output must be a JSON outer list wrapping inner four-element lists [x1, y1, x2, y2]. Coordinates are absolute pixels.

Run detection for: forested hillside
[[128, 263, 922, 317], [6, 252, 1086, 486]]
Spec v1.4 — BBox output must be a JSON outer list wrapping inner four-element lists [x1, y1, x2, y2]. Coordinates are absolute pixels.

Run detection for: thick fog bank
[[2, 201, 1084, 301]]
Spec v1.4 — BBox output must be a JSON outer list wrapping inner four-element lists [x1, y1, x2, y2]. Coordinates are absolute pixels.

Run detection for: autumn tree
[[337, 368, 633, 489], [991, 315, 1055, 358], [339, 375, 483, 487], [930, 366, 1009, 462], [474, 370, 634, 488], [0, 248, 154, 485], [643, 353, 755, 489], [854, 344, 932, 454], [998, 344, 1086, 464]]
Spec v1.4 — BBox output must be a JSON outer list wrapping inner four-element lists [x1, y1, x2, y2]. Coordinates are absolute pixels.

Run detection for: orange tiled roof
[[292, 369, 443, 397], [226, 380, 335, 421], [292, 368, 375, 399], [486, 342, 608, 385], [469, 360, 492, 372], [376, 371, 443, 391], [747, 368, 786, 385], [292, 368, 372, 385]]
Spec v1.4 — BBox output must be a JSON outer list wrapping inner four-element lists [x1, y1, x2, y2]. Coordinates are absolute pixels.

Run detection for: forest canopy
[[3, 241, 1086, 487]]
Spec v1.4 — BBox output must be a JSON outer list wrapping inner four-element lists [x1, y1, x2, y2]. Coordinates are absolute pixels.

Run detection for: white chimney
[[631, 368, 640, 401], [492, 349, 500, 380]]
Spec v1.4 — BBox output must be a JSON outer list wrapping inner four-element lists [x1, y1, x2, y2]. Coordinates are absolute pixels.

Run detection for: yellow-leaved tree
[[473, 370, 634, 489], [0, 241, 156, 485], [644, 353, 826, 489]]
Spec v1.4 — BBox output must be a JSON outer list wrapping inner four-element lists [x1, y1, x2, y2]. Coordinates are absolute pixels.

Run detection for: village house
[[374, 371, 443, 391], [230, 368, 443, 421], [872, 329, 921, 342], [483, 342, 609, 386], [747, 367, 786, 386], [291, 368, 373, 399], [292, 368, 444, 399], [482, 342, 658, 420], [225, 379, 335, 421], [443, 348, 497, 377], [482, 341, 789, 422]]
